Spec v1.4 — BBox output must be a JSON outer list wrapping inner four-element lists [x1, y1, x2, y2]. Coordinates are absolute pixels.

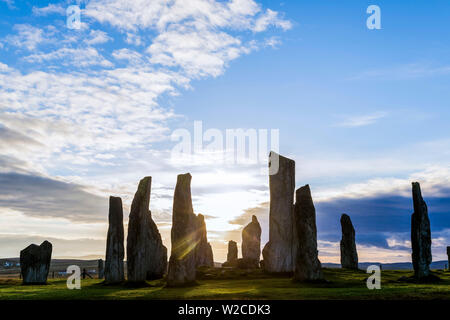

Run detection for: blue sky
[[0, 0, 449, 263]]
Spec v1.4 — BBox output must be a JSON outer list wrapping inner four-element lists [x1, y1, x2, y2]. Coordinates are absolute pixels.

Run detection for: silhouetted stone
[[167, 173, 198, 286], [223, 240, 238, 267], [195, 214, 214, 267], [20, 240, 52, 284], [447, 246, 450, 270], [293, 185, 323, 281], [340, 214, 358, 269], [127, 177, 168, 282], [242, 215, 261, 268], [98, 259, 104, 279], [411, 182, 432, 279], [104, 196, 125, 284], [262, 152, 295, 273]]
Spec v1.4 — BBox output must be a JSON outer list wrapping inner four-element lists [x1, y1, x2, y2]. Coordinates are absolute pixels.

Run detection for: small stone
[[242, 215, 261, 268], [104, 196, 125, 284], [195, 214, 214, 267], [20, 240, 52, 284], [223, 240, 238, 267], [98, 259, 104, 279]]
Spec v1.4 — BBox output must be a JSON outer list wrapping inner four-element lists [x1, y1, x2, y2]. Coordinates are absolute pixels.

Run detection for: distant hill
[[322, 260, 448, 270]]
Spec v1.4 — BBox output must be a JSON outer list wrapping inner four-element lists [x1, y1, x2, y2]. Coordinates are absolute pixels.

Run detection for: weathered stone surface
[[127, 177, 168, 282], [242, 215, 261, 268], [98, 259, 104, 279], [167, 173, 198, 286], [105, 196, 124, 283], [222, 240, 238, 267], [411, 182, 432, 279], [195, 214, 214, 267], [20, 240, 52, 284], [293, 185, 323, 281], [340, 214, 358, 269], [262, 152, 295, 273]]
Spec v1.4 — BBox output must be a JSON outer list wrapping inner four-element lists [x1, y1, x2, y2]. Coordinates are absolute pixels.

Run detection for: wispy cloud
[[334, 111, 387, 127], [350, 63, 450, 81]]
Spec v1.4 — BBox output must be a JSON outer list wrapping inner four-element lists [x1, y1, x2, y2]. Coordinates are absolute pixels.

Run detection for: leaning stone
[[127, 177, 167, 282], [104, 196, 125, 283], [20, 240, 52, 284], [242, 215, 261, 268], [293, 185, 323, 281], [262, 152, 296, 273], [340, 214, 359, 269], [167, 173, 198, 286], [411, 182, 432, 279]]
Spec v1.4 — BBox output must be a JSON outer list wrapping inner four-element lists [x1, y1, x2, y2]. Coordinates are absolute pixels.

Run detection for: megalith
[[293, 185, 323, 281], [223, 240, 238, 267], [195, 214, 214, 267], [241, 215, 262, 268], [340, 214, 359, 269], [167, 173, 198, 286], [262, 152, 295, 273], [20, 240, 52, 284], [411, 182, 432, 279], [104, 196, 125, 283], [127, 177, 167, 282]]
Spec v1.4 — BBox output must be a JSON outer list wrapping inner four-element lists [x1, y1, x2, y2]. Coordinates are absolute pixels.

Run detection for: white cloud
[[32, 4, 65, 16], [84, 30, 112, 45], [334, 111, 387, 128], [25, 47, 113, 67], [5, 24, 45, 50]]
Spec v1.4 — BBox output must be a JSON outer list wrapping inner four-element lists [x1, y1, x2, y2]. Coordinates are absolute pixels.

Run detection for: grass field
[[0, 268, 449, 300]]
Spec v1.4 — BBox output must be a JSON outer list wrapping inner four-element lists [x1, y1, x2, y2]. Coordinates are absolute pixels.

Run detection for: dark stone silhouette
[[293, 185, 323, 281], [127, 177, 167, 282], [104, 196, 124, 283], [262, 151, 295, 273], [195, 214, 214, 267], [223, 240, 238, 267], [98, 259, 104, 279], [241, 215, 261, 268], [20, 240, 52, 284], [411, 182, 432, 279], [340, 214, 358, 269], [167, 173, 198, 286], [447, 247, 450, 270]]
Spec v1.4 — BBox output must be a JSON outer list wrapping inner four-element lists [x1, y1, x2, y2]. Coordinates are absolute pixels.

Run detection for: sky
[[0, 0, 449, 263]]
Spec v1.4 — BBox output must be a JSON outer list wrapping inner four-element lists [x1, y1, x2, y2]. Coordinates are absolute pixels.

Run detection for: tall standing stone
[[195, 214, 214, 267], [340, 214, 358, 269], [20, 240, 52, 284], [104, 196, 124, 283], [411, 182, 432, 279], [241, 215, 262, 268], [293, 185, 323, 281], [98, 259, 104, 279], [262, 152, 295, 273], [127, 177, 168, 282], [167, 173, 198, 286]]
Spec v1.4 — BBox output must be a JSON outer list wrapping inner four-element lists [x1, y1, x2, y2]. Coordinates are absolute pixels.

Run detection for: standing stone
[[98, 259, 104, 279], [167, 173, 198, 286], [241, 215, 261, 268], [447, 246, 450, 270], [20, 240, 52, 284], [293, 185, 323, 281], [223, 240, 238, 267], [127, 177, 168, 282], [340, 214, 358, 269], [104, 196, 124, 283], [411, 182, 432, 279], [262, 152, 295, 273], [195, 214, 214, 267]]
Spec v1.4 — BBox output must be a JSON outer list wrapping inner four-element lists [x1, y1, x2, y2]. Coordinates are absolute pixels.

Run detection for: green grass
[[0, 268, 449, 300]]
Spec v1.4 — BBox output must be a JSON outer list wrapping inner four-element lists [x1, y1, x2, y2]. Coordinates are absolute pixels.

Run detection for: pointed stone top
[[251, 215, 258, 223], [412, 181, 422, 197], [197, 213, 205, 221], [341, 213, 352, 225], [296, 184, 312, 201]]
